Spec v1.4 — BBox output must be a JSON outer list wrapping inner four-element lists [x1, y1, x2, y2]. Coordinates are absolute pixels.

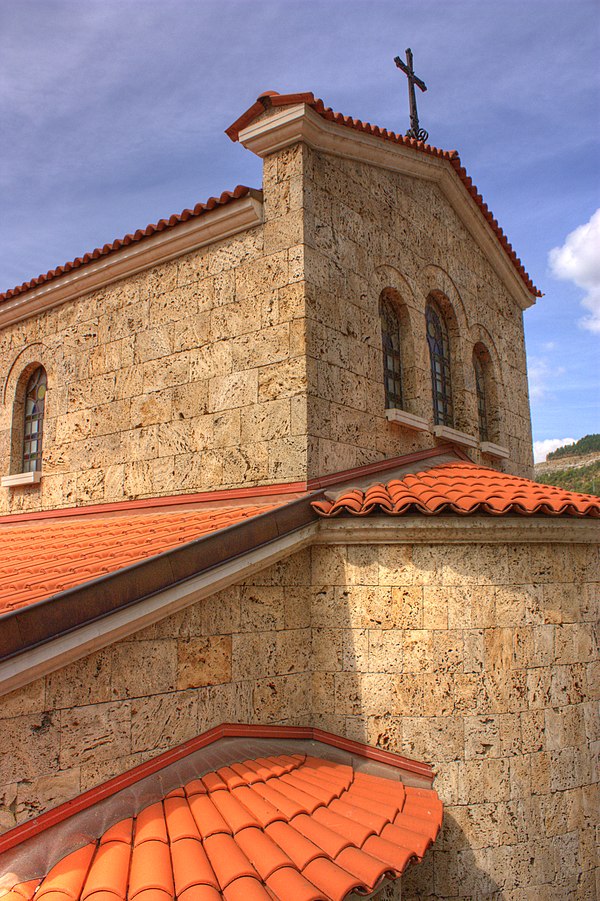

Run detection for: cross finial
[[394, 48, 428, 142]]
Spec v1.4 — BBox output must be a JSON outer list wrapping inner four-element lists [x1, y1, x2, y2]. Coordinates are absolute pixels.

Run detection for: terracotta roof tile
[[0, 187, 258, 304], [226, 91, 541, 297], [0, 501, 283, 615], [5, 754, 441, 901], [311, 462, 600, 518]]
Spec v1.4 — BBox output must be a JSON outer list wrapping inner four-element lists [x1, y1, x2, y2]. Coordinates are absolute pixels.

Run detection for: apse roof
[[0, 725, 442, 901]]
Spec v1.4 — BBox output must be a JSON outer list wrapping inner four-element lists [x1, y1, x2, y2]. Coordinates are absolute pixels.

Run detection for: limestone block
[[0, 712, 60, 784], [130, 690, 198, 753], [232, 632, 277, 681], [167, 313, 211, 353], [258, 356, 306, 402], [176, 636, 232, 690], [390, 586, 423, 629], [0, 783, 17, 831], [0, 679, 46, 720], [283, 586, 311, 630], [239, 398, 291, 443], [402, 714, 464, 763], [312, 628, 343, 672], [368, 630, 403, 674], [59, 703, 130, 769], [197, 587, 241, 636], [251, 674, 310, 723], [16, 770, 81, 824], [209, 370, 258, 413], [45, 650, 112, 708], [143, 352, 190, 393], [110, 640, 177, 699], [312, 672, 335, 714], [343, 629, 368, 673], [240, 586, 286, 632], [134, 327, 171, 364], [130, 391, 173, 429], [275, 629, 311, 675]]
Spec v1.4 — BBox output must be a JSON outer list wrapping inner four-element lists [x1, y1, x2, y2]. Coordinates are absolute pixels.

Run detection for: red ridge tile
[[170, 837, 219, 893], [234, 826, 293, 880], [0, 187, 258, 304], [226, 92, 540, 296], [266, 866, 326, 901]]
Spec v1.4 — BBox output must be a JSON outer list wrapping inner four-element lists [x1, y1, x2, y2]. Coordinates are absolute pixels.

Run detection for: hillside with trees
[[535, 435, 600, 496]]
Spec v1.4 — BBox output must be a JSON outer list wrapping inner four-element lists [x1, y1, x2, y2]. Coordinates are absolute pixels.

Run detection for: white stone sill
[[1, 471, 42, 488], [480, 441, 510, 460], [433, 424, 479, 449], [385, 409, 430, 432]]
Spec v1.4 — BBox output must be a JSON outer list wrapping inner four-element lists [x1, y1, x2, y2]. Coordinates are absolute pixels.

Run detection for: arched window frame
[[21, 366, 47, 472], [379, 290, 404, 410], [472, 342, 500, 445], [426, 298, 453, 427], [473, 351, 489, 442]]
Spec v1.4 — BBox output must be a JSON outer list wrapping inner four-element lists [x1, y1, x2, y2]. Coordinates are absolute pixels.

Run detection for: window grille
[[23, 367, 47, 472], [380, 294, 404, 409], [474, 352, 489, 442], [426, 300, 453, 426]]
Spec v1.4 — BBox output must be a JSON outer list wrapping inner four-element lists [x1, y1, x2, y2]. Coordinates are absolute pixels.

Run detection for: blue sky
[[1, 0, 598, 460]]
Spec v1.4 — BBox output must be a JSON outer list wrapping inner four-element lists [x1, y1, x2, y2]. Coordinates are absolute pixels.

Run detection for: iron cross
[[394, 48, 428, 142]]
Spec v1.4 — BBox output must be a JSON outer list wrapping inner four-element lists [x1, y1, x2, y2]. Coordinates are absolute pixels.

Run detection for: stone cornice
[[238, 104, 535, 311], [315, 515, 600, 545], [0, 196, 264, 329]]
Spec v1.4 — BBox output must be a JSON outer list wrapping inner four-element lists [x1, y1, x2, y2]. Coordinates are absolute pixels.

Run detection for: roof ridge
[[226, 91, 541, 297], [0, 185, 260, 303], [312, 462, 600, 518]]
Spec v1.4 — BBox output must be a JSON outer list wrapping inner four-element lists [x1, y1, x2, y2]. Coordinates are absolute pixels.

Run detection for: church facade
[[0, 92, 597, 900]]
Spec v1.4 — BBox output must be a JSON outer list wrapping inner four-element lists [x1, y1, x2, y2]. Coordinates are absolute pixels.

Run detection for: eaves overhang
[[230, 97, 539, 310], [0, 188, 263, 328], [0, 493, 320, 696]]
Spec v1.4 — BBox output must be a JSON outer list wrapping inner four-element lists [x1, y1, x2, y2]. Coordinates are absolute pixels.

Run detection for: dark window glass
[[23, 367, 47, 472], [380, 294, 403, 409], [474, 352, 489, 442], [426, 300, 453, 426]]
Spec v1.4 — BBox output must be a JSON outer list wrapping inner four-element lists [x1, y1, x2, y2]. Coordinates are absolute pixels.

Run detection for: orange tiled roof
[[2, 753, 442, 901], [0, 502, 282, 615], [0, 186, 257, 303], [311, 462, 600, 518], [226, 91, 541, 298]]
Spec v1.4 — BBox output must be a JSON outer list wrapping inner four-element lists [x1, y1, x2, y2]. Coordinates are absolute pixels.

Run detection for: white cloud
[[549, 208, 600, 333], [528, 357, 565, 400], [533, 437, 575, 463]]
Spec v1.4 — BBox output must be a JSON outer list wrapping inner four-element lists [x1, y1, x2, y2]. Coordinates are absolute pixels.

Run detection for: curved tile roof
[[0, 186, 257, 303], [226, 91, 541, 298], [0, 501, 283, 614], [2, 753, 442, 901], [311, 462, 600, 518]]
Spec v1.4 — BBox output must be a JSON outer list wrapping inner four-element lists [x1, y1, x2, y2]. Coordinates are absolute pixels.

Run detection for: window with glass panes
[[380, 293, 404, 409], [473, 351, 489, 442], [426, 300, 453, 426], [23, 367, 47, 472]]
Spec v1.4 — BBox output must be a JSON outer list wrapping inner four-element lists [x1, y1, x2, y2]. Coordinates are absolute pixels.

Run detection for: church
[[0, 86, 597, 900]]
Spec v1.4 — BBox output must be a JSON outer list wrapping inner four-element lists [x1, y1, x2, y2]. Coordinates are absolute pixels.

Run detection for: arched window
[[22, 367, 47, 472], [380, 291, 404, 409], [473, 351, 489, 442], [426, 299, 453, 426]]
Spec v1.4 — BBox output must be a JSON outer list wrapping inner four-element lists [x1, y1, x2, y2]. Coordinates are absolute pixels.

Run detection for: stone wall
[[1, 531, 597, 899], [0, 147, 308, 515], [1, 136, 535, 515], [302, 146, 534, 478], [309, 537, 598, 900], [0, 549, 312, 828]]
